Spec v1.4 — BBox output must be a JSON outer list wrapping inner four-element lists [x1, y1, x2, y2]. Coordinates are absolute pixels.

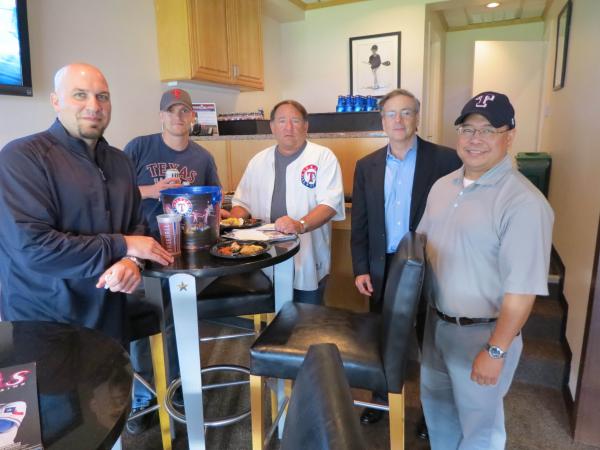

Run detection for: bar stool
[[249, 232, 426, 450], [164, 269, 274, 427]]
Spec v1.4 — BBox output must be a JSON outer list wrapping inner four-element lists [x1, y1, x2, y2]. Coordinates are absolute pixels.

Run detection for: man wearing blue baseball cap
[[417, 91, 554, 449], [123, 87, 222, 434]]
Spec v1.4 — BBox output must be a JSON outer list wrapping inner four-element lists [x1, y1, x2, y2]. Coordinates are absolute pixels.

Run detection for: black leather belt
[[435, 309, 497, 326]]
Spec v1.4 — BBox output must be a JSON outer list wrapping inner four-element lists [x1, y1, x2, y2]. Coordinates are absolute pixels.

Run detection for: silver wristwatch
[[486, 343, 506, 359], [299, 219, 307, 234], [123, 255, 145, 271]]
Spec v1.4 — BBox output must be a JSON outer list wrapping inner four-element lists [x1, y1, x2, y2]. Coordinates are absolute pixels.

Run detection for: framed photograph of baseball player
[[552, 0, 572, 90], [350, 31, 400, 97]]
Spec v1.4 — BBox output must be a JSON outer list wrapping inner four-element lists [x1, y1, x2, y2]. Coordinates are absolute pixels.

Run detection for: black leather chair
[[196, 270, 274, 320], [249, 232, 426, 450], [163, 269, 275, 427], [280, 343, 366, 450], [126, 295, 172, 450]]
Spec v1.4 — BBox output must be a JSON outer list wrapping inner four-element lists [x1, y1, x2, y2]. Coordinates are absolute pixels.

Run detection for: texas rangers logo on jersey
[[301, 164, 318, 188]]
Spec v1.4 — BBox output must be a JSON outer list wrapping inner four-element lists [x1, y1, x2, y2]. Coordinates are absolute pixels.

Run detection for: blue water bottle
[[366, 95, 375, 111], [354, 96, 366, 112], [336, 95, 346, 113], [368, 96, 379, 111], [344, 95, 353, 112]]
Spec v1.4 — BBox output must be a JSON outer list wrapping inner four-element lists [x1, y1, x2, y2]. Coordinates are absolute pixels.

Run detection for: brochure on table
[[0, 362, 42, 449], [222, 224, 297, 242]]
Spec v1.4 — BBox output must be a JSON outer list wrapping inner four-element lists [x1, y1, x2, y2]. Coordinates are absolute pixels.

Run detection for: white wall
[[0, 0, 282, 150], [472, 40, 545, 156], [538, 0, 600, 398], [442, 22, 545, 148], [279, 0, 433, 113]]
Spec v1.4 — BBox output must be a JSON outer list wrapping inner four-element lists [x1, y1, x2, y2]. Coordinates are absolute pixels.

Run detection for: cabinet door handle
[[233, 64, 239, 79]]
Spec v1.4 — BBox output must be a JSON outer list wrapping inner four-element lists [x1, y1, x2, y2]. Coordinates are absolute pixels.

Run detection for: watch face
[[488, 345, 505, 359]]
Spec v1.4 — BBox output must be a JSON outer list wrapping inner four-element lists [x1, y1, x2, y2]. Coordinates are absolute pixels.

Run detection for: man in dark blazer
[[351, 88, 461, 429]]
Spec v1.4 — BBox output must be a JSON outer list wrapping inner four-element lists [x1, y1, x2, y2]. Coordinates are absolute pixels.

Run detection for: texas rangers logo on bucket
[[301, 164, 318, 188], [172, 196, 193, 215]]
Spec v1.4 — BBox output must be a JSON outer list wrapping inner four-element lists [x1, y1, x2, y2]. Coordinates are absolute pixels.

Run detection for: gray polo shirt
[[417, 155, 554, 318]]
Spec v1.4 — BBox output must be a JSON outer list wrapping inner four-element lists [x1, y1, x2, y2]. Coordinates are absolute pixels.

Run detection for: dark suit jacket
[[351, 136, 462, 303]]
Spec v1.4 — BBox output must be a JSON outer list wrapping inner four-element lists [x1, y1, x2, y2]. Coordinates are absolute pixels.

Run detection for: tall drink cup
[[156, 214, 182, 255]]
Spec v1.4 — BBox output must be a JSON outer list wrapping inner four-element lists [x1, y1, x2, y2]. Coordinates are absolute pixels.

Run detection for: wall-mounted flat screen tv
[[0, 0, 32, 96]]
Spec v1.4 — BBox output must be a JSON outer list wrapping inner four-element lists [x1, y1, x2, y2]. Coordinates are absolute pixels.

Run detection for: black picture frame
[[553, 0, 572, 91], [349, 31, 400, 96]]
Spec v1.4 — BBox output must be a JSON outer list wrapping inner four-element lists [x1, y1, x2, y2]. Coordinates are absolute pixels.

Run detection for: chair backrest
[[281, 343, 366, 450], [380, 231, 426, 393]]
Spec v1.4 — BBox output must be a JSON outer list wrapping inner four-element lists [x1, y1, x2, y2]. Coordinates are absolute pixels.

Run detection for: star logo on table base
[[177, 282, 188, 292]]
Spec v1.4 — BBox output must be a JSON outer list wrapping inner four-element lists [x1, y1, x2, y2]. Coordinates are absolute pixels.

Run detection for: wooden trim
[[288, 0, 370, 10], [447, 16, 543, 32], [573, 214, 600, 445]]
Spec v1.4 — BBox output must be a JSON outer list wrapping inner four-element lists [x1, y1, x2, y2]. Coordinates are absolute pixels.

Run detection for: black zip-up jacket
[[0, 120, 145, 341]]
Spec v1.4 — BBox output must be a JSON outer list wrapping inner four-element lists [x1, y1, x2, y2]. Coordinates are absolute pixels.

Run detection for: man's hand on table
[[274, 216, 302, 235], [124, 236, 173, 266]]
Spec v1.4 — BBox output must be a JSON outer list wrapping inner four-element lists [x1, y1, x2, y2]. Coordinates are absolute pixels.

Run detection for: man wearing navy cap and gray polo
[[417, 92, 554, 449]]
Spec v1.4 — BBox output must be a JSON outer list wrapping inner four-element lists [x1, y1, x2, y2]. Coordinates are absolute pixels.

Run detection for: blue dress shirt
[[384, 138, 417, 253]]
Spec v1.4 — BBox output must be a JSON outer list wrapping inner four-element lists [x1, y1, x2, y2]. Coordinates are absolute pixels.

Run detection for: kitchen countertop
[[191, 130, 386, 141]]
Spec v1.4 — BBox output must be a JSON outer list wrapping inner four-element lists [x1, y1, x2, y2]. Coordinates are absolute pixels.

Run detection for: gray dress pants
[[421, 309, 522, 450]]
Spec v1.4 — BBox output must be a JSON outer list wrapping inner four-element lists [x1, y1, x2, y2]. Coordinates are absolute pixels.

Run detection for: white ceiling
[[286, 0, 552, 28], [430, 0, 550, 29]]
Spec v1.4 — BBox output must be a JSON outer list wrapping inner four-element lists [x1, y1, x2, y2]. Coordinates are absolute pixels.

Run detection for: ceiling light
[[486, 2, 500, 7]]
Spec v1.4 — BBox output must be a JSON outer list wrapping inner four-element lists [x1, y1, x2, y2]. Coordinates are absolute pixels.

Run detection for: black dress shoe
[[360, 407, 384, 424], [416, 416, 429, 440]]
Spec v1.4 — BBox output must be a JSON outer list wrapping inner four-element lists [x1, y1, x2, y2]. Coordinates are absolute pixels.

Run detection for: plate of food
[[220, 217, 263, 230], [210, 240, 270, 259]]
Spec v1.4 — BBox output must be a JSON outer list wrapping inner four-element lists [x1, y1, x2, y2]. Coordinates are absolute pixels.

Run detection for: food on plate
[[216, 241, 265, 257], [221, 217, 245, 227], [239, 244, 264, 255]]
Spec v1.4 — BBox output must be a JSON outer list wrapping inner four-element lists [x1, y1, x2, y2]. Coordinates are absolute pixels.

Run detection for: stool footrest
[[164, 365, 251, 427]]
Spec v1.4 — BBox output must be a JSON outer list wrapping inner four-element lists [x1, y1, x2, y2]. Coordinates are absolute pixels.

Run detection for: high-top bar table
[[142, 238, 299, 450], [0, 321, 132, 449]]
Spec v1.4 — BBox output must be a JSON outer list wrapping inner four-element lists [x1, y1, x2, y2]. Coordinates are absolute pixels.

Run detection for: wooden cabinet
[[154, 0, 264, 90]]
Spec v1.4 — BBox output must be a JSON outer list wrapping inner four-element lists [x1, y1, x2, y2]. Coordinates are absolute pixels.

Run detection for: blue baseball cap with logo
[[455, 91, 515, 129]]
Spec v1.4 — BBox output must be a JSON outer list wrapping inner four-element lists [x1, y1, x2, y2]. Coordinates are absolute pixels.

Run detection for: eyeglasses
[[456, 125, 509, 139], [382, 109, 417, 120]]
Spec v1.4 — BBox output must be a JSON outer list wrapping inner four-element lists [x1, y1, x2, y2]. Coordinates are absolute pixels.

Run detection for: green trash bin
[[515, 152, 551, 198]]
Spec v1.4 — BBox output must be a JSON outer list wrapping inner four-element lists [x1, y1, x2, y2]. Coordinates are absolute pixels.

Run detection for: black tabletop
[[0, 321, 132, 450], [144, 237, 300, 278]]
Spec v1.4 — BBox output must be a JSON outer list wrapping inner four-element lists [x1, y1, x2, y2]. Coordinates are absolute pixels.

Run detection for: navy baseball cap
[[160, 88, 193, 111], [454, 91, 515, 129]]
